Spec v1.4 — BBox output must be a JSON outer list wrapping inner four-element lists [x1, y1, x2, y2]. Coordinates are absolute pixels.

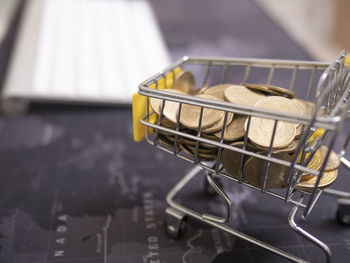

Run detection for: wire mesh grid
[[138, 51, 350, 219]]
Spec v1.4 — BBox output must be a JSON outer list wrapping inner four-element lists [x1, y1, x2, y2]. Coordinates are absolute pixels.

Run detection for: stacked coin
[[149, 71, 338, 190], [295, 146, 340, 192]]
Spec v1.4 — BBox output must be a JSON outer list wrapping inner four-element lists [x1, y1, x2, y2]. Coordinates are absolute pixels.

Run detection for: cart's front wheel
[[165, 207, 187, 239]]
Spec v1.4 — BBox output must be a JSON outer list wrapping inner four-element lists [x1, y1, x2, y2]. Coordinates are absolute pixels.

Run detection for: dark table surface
[[1, 0, 350, 262]]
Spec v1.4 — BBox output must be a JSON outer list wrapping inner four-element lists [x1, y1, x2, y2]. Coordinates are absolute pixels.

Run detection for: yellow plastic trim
[[296, 128, 325, 163], [132, 67, 182, 142], [345, 54, 350, 69]]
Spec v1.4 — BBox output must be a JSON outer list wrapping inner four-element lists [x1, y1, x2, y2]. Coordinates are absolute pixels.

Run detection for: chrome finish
[[289, 204, 331, 263], [167, 166, 310, 263], [202, 172, 232, 223], [138, 52, 350, 262]]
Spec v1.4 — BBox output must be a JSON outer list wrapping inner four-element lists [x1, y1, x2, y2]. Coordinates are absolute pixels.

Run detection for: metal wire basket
[[136, 51, 350, 262]]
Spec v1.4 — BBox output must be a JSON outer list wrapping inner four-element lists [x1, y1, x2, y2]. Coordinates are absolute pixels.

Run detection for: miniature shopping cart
[[133, 51, 350, 262]]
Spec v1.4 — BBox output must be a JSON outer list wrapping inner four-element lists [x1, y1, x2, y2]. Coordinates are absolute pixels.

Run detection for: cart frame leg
[[288, 205, 331, 262], [165, 165, 332, 263]]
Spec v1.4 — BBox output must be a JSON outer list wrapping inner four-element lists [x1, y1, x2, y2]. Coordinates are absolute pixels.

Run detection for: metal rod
[[238, 116, 251, 183], [307, 67, 317, 101], [173, 102, 183, 155], [262, 120, 278, 193], [152, 81, 162, 146], [202, 173, 232, 223], [215, 111, 229, 174], [138, 53, 350, 263], [267, 65, 275, 84], [302, 190, 323, 220], [194, 106, 205, 164], [289, 205, 331, 263], [221, 64, 228, 83], [202, 62, 211, 87], [142, 119, 324, 176], [289, 66, 298, 91], [139, 88, 338, 130], [323, 188, 350, 198], [243, 65, 251, 82], [341, 156, 350, 171], [166, 168, 310, 263], [303, 130, 339, 218], [158, 144, 308, 207]]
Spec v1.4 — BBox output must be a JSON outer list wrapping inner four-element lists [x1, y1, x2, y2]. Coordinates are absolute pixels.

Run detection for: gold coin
[[194, 85, 210, 95], [214, 115, 247, 141], [197, 152, 218, 160], [242, 83, 281, 96], [292, 99, 306, 115], [201, 135, 220, 149], [199, 134, 221, 148], [301, 149, 323, 179], [296, 169, 338, 191], [295, 125, 303, 139], [265, 84, 297, 99], [243, 153, 293, 189], [224, 85, 266, 106], [250, 139, 299, 154], [247, 96, 299, 148], [275, 139, 299, 153], [172, 70, 195, 94], [292, 99, 316, 138], [178, 129, 219, 149], [203, 83, 233, 101], [247, 118, 295, 149], [318, 106, 326, 117], [201, 132, 220, 141], [162, 89, 187, 124], [150, 96, 162, 115], [149, 89, 185, 119], [320, 145, 341, 171], [290, 100, 303, 138], [180, 143, 194, 156], [160, 117, 177, 128], [201, 133, 218, 139], [180, 143, 217, 160], [179, 94, 224, 129], [202, 112, 234, 134], [292, 99, 314, 116], [180, 136, 218, 150], [186, 143, 218, 154], [256, 96, 301, 116], [158, 129, 173, 137], [221, 141, 258, 179], [166, 134, 176, 143], [160, 118, 189, 135], [158, 135, 175, 148]]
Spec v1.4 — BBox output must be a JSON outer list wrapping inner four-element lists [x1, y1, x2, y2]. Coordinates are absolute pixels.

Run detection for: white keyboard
[[2, 0, 170, 107]]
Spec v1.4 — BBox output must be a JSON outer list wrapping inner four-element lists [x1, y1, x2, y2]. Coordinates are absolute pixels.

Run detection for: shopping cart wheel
[[165, 207, 187, 239], [204, 174, 223, 196], [336, 198, 350, 225]]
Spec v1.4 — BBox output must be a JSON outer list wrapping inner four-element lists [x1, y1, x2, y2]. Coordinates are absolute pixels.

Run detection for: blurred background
[[256, 0, 350, 61], [0, 0, 349, 110]]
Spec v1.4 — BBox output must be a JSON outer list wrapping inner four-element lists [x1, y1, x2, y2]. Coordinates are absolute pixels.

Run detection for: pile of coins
[[295, 146, 340, 191], [149, 71, 340, 191]]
